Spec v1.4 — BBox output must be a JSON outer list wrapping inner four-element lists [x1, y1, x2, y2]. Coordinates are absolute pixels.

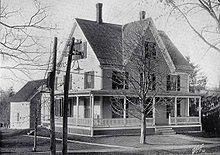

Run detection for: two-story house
[[41, 3, 201, 136]]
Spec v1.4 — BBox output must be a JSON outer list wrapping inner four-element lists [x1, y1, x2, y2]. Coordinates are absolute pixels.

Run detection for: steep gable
[[76, 18, 123, 67], [57, 18, 192, 73]]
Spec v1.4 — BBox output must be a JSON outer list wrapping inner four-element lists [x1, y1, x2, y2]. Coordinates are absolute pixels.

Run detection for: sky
[[0, 0, 220, 91]]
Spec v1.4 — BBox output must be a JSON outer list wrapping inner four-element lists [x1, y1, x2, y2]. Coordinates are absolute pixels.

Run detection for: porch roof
[[55, 89, 201, 98]]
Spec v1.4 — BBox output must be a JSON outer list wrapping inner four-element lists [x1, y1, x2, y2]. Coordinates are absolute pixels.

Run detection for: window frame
[[167, 74, 180, 91], [84, 71, 94, 89]]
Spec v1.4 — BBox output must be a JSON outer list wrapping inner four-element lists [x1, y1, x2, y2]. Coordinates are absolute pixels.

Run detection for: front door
[[155, 102, 169, 125]]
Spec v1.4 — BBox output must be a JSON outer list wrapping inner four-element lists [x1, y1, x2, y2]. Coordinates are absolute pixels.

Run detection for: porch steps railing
[[155, 127, 176, 135]]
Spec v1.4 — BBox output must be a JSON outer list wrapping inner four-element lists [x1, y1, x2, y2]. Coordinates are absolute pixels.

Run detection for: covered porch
[[41, 90, 202, 136]]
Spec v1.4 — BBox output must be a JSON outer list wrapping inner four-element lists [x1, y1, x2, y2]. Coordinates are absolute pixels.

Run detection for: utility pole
[[62, 37, 75, 155], [49, 37, 57, 155]]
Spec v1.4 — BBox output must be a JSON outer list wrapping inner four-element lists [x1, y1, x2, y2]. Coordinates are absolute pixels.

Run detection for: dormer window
[[167, 75, 180, 91], [144, 41, 156, 59]]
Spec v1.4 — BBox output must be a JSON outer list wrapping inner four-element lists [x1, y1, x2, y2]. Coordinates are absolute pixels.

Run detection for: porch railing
[[93, 118, 154, 127], [55, 117, 91, 127], [170, 116, 200, 125], [53, 117, 154, 127]]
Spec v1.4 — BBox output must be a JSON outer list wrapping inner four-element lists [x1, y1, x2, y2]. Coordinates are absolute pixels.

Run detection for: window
[[84, 97, 90, 118], [17, 113, 20, 122], [177, 98, 181, 117], [140, 73, 156, 91], [55, 98, 74, 117], [144, 41, 156, 59], [112, 71, 129, 90], [84, 71, 94, 89], [167, 75, 180, 91], [74, 41, 87, 59], [55, 98, 63, 117], [67, 98, 74, 117], [63, 74, 72, 90]]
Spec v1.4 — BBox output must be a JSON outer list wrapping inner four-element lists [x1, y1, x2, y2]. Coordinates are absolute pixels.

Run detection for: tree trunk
[[140, 112, 146, 144]]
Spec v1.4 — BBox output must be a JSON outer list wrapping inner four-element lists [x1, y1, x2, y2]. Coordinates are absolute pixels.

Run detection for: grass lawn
[[1, 127, 220, 154], [0, 128, 114, 154]]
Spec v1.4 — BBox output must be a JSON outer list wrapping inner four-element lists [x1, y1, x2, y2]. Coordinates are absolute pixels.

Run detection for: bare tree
[[0, 0, 53, 80], [160, 0, 220, 53], [110, 20, 169, 144], [186, 56, 207, 92]]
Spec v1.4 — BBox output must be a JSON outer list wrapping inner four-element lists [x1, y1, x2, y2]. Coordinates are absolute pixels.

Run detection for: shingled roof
[[11, 79, 46, 102], [75, 18, 192, 71], [76, 18, 123, 66], [158, 31, 193, 72]]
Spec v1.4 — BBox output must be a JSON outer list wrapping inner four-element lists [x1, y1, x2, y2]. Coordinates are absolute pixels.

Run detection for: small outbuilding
[[10, 79, 46, 129]]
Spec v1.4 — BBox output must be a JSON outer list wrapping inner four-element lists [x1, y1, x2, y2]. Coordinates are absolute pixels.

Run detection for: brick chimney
[[139, 11, 146, 20], [96, 3, 103, 24]]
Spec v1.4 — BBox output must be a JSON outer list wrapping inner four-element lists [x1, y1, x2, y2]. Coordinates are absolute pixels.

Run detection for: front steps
[[155, 127, 176, 135]]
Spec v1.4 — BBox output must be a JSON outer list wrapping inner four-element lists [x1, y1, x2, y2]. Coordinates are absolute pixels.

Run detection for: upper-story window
[[74, 41, 87, 59], [167, 75, 180, 91], [84, 71, 94, 89], [62, 74, 72, 90], [140, 73, 156, 91], [144, 41, 156, 59], [112, 71, 129, 90]]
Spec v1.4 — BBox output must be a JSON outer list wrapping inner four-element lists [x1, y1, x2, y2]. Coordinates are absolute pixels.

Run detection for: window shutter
[[55, 77, 58, 90], [177, 75, 180, 91], [60, 98, 63, 117], [167, 75, 171, 91], [75, 44, 81, 52], [55, 99, 60, 116], [84, 72, 87, 89], [69, 74, 72, 90], [91, 71, 94, 89], [83, 42, 87, 58]]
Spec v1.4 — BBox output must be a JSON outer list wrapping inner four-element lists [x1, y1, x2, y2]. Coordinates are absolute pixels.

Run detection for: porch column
[[174, 97, 177, 124], [123, 96, 127, 126], [187, 98, 190, 116], [76, 96, 79, 126], [100, 96, 103, 118], [90, 94, 94, 136], [152, 97, 155, 125], [198, 97, 201, 124], [123, 96, 127, 119]]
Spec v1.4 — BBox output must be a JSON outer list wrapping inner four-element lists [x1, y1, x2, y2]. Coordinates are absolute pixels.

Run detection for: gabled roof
[[73, 18, 192, 72], [158, 31, 193, 72], [10, 79, 46, 102], [76, 18, 123, 66]]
